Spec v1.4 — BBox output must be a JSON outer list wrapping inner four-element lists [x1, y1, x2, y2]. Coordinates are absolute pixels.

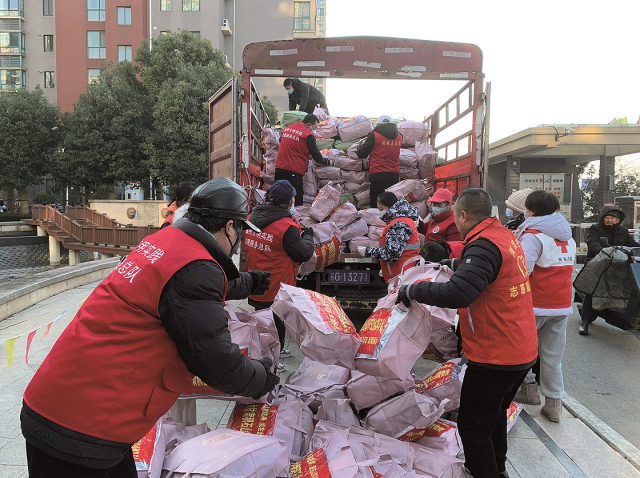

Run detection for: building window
[[0, 32, 24, 53], [190, 31, 200, 36], [117, 45, 132, 62], [44, 71, 54, 88], [0, 0, 23, 16], [160, 0, 170, 11], [0, 69, 24, 89], [317, 7, 324, 21], [182, 0, 198, 11], [43, 0, 53, 16], [0, 55, 21, 67], [88, 68, 102, 84], [294, 2, 310, 30], [117, 6, 131, 25], [43, 35, 54, 52], [159, 31, 167, 35], [87, 31, 105, 59], [316, 22, 324, 37], [316, 0, 324, 4], [87, 0, 105, 21]]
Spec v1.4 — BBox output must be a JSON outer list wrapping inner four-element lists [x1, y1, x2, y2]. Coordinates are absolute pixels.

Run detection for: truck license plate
[[327, 270, 370, 284]]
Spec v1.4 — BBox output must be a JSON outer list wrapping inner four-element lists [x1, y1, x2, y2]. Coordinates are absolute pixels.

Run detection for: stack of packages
[[132, 266, 525, 478]]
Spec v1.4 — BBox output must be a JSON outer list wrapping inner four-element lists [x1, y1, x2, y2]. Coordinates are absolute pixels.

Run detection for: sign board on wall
[[519, 174, 565, 201]]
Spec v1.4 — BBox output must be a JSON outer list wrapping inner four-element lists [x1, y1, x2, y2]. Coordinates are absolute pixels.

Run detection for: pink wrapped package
[[334, 156, 363, 171], [370, 459, 422, 478], [399, 148, 419, 168], [398, 121, 430, 146], [133, 418, 210, 478], [367, 226, 384, 242], [306, 428, 379, 478], [272, 284, 361, 369], [326, 202, 358, 229], [228, 307, 281, 369], [303, 195, 315, 206], [507, 401, 524, 433], [228, 400, 314, 461], [415, 418, 463, 457], [346, 370, 415, 411], [355, 296, 432, 380], [385, 179, 431, 203], [262, 126, 280, 152], [303, 182, 318, 197], [415, 141, 438, 180], [360, 208, 386, 227], [161, 429, 288, 478], [338, 115, 373, 142], [409, 442, 464, 478], [363, 391, 448, 441], [317, 179, 345, 192], [414, 359, 467, 412], [387, 258, 453, 294], [340, 217, 369, 241], [349, 237, 378, 251], [423, 326, 459, 363], [298, 222, 342, 277], [347, 137, 367, 161], [299, 215, 319, 228], [411, 201, 428, 219], [314, 166, 342, 181], [341, 170, 368, 184], [315, 117, 338, 138], [320, 148, 345, 160], [310, 184, 340, 221], [313, 106, 329, 122], [355, 190, 370, 209], [315, 398, 361, 428], [344, 181, 370, 194], [400, 166, 420, 180]]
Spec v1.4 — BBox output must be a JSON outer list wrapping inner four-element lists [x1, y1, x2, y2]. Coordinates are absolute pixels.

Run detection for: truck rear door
[[208, 77, 238, 181]]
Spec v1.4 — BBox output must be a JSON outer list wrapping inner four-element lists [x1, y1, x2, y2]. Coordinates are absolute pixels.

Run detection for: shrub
[[34, 191, 57, 204]]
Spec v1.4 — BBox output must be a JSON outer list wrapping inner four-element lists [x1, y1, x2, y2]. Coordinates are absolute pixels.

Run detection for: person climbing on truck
[[283, 78, 329, 115]]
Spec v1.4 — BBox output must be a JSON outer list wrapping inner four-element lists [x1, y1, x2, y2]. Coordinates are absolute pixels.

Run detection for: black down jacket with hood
[[586, 206, 639, 260]]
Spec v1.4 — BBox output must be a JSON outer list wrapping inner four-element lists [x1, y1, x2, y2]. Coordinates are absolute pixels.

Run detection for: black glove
[[396, 284, 411, 308], [252, 357, 281, 400], [439, 259, 452, 268], [248, 270, 271, 295], [303, 227, 313, 238]]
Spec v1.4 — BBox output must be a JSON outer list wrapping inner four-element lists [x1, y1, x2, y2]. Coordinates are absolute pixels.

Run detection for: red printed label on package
[[423, 419, 456, 438], [357, 308, 392, 355], [132, 421, 159, 468], [369, 467, 383, 478], [406, 193, 417, 202], [326, 204, 345, 222], [416, 362, 455, 393], [290, 448, 332, 478], [397, 427, 428, 442], [305, 290, 359, 338], [229, 404, 279, 436], [315, 237, 341, 269]]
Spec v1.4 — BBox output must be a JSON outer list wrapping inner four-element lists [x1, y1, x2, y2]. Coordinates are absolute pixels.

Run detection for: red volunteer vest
[[369, 132, 401, 175], [275, 122, 312, 175], [425, 210, 458, 242], [23, 227, 223, 444], [458, 217, 538, 365], [380, 217, 421, 282], [245, 216, 303, 302], [448, 241, 464, 259], [524, 229, 576, 310]]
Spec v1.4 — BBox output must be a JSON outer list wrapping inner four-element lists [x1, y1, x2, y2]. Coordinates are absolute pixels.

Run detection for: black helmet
[[188, 178, 260, 233]]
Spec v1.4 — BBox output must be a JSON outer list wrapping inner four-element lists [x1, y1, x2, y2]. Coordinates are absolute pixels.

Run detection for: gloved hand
[[252, 357, 280, 400], [396, 284, 411, 308], [439, 259, 452, 268], [357, 246, 367, 257], [248, 270, 271, 295], [303, 227, 313, 238]]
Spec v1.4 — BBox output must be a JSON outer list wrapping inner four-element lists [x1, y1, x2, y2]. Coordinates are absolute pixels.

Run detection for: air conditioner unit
[[221, 19, 232, 36]]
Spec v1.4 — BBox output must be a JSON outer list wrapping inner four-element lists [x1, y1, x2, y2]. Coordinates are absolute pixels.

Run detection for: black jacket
[[506, 214, 525, 231], [288, 78, 327, 114], [22, 219, 266, 468], [356, 123, 402, 159], [586, 206, 639, 259]]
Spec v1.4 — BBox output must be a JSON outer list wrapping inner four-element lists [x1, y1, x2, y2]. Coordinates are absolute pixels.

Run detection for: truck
[[208, 36, 490, 313]]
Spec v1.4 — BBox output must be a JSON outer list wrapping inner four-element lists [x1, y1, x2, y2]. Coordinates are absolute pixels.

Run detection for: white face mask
[[431, 206, 447, 216]]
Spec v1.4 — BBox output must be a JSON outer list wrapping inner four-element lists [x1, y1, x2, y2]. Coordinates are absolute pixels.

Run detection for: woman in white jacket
[[514, 190, 576, 423]]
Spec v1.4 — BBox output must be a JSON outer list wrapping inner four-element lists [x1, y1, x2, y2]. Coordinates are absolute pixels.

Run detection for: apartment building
[[0, 0, 327, 114]]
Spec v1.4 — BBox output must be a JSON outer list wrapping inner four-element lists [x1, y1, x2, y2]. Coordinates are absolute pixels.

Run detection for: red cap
[[428, 188, 453, 204]]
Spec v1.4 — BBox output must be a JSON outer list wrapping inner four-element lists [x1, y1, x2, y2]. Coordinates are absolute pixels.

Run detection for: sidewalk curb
[[563, 391, 640, 471]]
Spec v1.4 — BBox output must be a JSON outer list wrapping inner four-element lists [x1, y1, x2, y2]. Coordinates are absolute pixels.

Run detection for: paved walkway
[[0, 282, 639, 477]]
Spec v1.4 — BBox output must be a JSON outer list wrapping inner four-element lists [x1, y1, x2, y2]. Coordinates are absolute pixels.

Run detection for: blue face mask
[[287, 89, 294, 95], [505, 209, 515, 220], [379, 210, 386, 220], [290, 205, 296, 215]]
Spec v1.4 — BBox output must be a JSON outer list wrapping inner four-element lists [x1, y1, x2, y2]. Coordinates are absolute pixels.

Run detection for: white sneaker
[[276, 363, 286, 373], [280, 349, 291, 358]]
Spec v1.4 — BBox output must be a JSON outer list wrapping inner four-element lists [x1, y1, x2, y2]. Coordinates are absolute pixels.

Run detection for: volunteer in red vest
[[358, 192, 420, 283], [397, 188, 538, 478], [512, 190, 576, 423], [418, 188, 463, 242], [275, 113, 332, 206], [355, 115, 403, 206], [21, 178, 279, 477], [246, 179, 314, 366], [161, 181, 196, 228]]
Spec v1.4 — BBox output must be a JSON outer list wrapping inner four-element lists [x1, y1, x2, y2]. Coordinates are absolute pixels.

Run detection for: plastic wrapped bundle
[[315, 398, 361, 428], [346, 370, 415, 411], [360, 208, 386, 227], [411, 201, 428, 219], [317, 179, 345, 192], [262, 127, 280, 153], [414, 359, 467, 413], [415, 141, 438, 180], [314, 166, 342, 181], [399, 148, 419, 168], [415, 418, 463, 457], [385, 179, 431, 202], [347, 137, 367, 161], [340, 217, 369, 242], [340, 170, 368, 184], [313, 106, 329, 122], [281, 110, 308, 127], [320, 148, 346, 160], [400, 165, 420, 180], [344, 182, 370, 194], [398, 121, 430, 146], [367, 226, 384, 242], [315, 117, 339, 138], [310, 184, 340, 222], [298, 222, 342, 277], [349, 236, 379, 252], [326, 202, 358, 229], [333, 156, 363, 171], [354, 190, 370, 209], [338, 115, 373, 142]]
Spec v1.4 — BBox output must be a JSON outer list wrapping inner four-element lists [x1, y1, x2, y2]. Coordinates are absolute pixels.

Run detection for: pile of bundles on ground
[[133, 264, 524, 478], [261, 108, 439, 277]]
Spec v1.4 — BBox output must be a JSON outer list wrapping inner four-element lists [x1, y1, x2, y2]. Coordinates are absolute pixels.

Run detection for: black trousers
[[369, 172, 400, 207], [580, 293, 599, 324], [252, 301, 286, 351], [275, 168, 304, 206], [26, 441, 137, 478], [457, 364, 529, 478]]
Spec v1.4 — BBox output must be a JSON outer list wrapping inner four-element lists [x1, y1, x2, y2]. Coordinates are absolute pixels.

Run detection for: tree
[[581, 161, 640, 218], [0, 88, 61, 200], [54, 61, 153, 198], [261, 95, 280, 126]]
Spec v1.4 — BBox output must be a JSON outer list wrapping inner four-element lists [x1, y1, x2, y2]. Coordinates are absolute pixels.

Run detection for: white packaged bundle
[[398, 121, 430, 146], [338, 115, 373, 142]]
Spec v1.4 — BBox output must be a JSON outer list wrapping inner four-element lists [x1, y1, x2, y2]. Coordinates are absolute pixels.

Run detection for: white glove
[[357, 246, 367, 257]]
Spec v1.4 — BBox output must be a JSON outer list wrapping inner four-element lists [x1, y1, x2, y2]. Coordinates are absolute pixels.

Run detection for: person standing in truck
[[283, 78, 329, 115], [275, 114, 332, 206], [356, 115, 403, 207], [245, 180, 314, 368], [418, 188, 463, 243]]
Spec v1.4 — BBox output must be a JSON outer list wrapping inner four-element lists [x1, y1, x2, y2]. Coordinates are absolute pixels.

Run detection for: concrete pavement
[[1, 281, 639, 477]]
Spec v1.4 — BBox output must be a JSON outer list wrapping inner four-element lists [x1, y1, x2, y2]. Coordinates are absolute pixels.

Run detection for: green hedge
[[0, 213, 32, 222]]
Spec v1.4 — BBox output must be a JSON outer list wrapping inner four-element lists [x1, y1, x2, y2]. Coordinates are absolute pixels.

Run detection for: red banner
[[290, 448, 332, 478], [229, 404, 279, 436], [305, 290, 359, 338], [358, 308, 392, 355]]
